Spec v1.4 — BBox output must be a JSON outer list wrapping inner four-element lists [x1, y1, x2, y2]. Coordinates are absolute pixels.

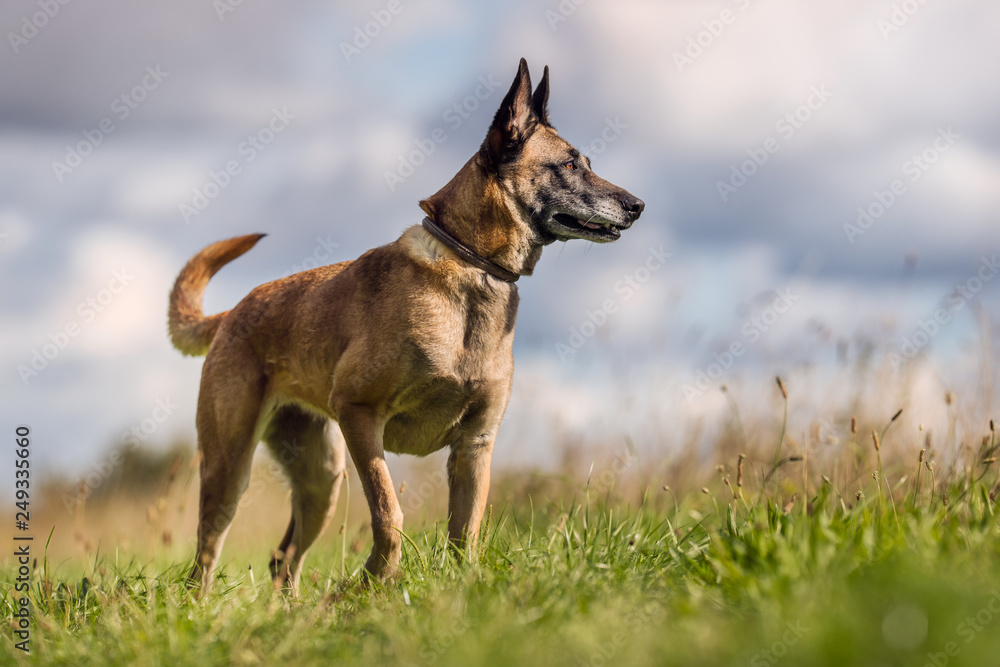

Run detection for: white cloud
[[928, 143, 1000, 223], [66, 228, 176, 357], [0, 208, 32, 253]]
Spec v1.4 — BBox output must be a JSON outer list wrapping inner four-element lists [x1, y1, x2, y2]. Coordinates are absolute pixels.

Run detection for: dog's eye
[[563, 161, 576, 171]]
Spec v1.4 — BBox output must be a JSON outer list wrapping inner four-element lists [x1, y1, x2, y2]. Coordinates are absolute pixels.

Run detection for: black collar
[[421, 217, 520, 283]]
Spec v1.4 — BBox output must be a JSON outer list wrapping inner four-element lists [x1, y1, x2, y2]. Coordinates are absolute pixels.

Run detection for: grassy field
[[4, 396, 1000, 666]]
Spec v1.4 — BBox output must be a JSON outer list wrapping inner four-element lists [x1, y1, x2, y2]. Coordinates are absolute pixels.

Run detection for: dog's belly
[[381, 376, 505, 457]]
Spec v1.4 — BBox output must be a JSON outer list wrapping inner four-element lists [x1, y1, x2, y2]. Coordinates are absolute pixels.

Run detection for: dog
[[168, 58, 644, 594]]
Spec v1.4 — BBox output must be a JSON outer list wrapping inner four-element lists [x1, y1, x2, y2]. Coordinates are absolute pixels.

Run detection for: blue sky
[[2, 0, 999, 476]]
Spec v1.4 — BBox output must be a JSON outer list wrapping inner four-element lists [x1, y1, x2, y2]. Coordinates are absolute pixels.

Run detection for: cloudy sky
[[2, 0, 999, 477]]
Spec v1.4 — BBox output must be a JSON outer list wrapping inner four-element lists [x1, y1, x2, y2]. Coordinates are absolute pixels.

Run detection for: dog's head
[[480, 58, 644, 245]]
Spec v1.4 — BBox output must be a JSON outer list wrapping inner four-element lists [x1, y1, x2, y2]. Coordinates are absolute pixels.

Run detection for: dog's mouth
[[549, 212, 622, 242]]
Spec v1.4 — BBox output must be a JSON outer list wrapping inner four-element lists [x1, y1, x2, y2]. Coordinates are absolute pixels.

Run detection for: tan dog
[[168, 58, 643, 593]]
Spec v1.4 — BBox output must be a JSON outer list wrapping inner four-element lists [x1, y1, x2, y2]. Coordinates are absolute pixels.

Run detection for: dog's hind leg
[[264, 405, 346, 594], [188, 353, 265, 593]]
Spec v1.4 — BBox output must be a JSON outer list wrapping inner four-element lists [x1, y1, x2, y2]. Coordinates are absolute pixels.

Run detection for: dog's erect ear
[[483, 58, 535, 166], [531, 65, 550, 127]]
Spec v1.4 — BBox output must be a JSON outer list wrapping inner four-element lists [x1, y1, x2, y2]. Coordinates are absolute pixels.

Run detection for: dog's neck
[[421, 217, 520, 282], [419, 155, 546, 278]]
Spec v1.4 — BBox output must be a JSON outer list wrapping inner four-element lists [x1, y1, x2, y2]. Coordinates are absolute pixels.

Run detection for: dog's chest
[[381, 283, 518, 455]]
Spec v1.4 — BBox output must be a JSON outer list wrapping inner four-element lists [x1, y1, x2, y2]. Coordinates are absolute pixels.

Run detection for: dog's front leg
[[447, 437, 495, 555], [336, 403, 403, 580]]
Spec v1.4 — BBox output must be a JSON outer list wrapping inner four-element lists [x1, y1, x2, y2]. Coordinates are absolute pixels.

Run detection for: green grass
[[4, 470, 1000, 667]]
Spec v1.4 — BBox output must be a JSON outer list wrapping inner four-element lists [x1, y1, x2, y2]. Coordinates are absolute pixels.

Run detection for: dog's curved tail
[[168, 234, 266, 356]]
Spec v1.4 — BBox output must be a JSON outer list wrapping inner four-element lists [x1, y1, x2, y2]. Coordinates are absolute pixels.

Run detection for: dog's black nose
[[622, 195, 645, 219]]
